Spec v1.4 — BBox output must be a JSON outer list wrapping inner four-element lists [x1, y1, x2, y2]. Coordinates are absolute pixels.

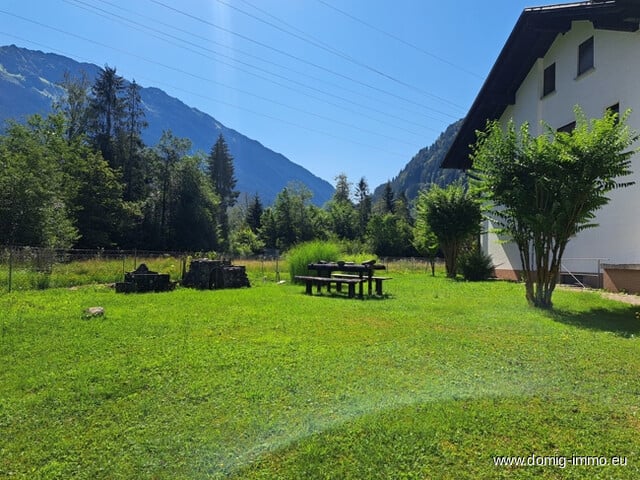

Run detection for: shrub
[[459, 248, 494, 281], [287, 241, 342, 282]]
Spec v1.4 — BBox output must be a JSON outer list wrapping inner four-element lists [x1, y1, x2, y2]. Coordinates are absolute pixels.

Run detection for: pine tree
[[355, 177, 372, 238], [88, 65, 125, 168], [120, 80, 148, 201], [207, 134, 239, 251], [246, 193, 263, 233], [379, 181, 395, 214], [333, 173, 352, 203]]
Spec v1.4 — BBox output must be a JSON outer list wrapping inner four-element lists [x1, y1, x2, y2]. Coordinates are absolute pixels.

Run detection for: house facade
[[442, 0, 640, 292]]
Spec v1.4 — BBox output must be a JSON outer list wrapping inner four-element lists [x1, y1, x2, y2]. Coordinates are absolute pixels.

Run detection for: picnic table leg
[[317, 281, 322, 294], [305, 280, 313, 295], [348, 282, 356, 298], [358, 275, 364, 298], [375, 278, 383, 296], [336, 281, 343, 292]]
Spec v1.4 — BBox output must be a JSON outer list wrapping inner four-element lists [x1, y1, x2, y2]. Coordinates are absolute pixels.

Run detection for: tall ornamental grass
[[287, 240, 378, 282], [287, 241, 341, 282]]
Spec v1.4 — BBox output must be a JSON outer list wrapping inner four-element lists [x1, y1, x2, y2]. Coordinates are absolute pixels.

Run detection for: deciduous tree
[[471, 107, 637, 308], [420, 182, 481, 278]]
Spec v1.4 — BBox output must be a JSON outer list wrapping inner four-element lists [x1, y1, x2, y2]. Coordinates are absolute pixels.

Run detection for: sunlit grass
[[1, 267, 639, 479], [0, 256, 185, 291]]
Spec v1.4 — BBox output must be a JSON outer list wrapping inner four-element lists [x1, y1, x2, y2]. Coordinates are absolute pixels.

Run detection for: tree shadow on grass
[[544, 304, 640, 337]]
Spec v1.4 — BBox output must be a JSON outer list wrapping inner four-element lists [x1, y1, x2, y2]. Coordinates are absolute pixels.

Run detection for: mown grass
[[1, 267, 639, 479]]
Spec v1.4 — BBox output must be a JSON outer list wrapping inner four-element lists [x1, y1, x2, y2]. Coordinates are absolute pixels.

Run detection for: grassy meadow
[[1, 261, 639, 479]]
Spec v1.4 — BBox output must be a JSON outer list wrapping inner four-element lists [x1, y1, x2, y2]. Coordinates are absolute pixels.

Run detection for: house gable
[[441, 0, 640, 170]]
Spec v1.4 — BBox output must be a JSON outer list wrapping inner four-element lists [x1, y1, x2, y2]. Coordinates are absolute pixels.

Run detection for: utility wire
[[0, 30, 414, 160], [67, 0, 449, 133], [316, 0, 483, 79], [216, 0, 467, 112], [149, 0, 462, 118], [91, 0, 453, 125]]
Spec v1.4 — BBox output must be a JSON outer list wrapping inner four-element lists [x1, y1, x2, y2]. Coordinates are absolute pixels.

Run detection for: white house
[[442, 0, 640, 293]]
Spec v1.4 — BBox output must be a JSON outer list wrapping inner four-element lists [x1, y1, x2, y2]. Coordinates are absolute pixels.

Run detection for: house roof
[[441, 0, 640, 170]]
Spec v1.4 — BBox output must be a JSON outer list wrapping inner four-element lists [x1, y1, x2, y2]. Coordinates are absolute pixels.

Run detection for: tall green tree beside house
[[420, 182, 482, 278], [207, 134, 239, 252], [471, 108, 637, 308]]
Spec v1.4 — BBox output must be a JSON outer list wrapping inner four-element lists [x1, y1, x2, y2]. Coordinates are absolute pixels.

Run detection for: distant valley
[[0, 44, 464, 207]]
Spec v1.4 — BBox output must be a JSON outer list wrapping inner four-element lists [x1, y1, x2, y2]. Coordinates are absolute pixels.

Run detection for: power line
[[66, 0, 450, 134], [93, 0, 454, 125], [149, 0, 463, 118], [0, 31, 414, 160], [216, 0, 468, 112], [316, 0, 483, 80]]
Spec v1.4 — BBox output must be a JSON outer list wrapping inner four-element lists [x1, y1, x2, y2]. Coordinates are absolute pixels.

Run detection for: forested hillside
[[373, 119, 464, 203], [0, 44, 333, 206]]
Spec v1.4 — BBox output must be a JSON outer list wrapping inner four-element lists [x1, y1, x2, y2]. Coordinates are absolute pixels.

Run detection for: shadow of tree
[[544, 304, 640, 337]]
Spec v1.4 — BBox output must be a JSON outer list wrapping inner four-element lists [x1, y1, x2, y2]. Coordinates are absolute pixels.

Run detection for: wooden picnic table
[[305, 261, 389, 297]]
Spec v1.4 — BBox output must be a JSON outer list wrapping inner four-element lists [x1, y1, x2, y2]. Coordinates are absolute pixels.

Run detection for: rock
[[83, 306, 105, 319]]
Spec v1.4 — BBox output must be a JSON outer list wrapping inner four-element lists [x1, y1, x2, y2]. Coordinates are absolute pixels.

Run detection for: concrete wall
[[603, 264, 640, 293]]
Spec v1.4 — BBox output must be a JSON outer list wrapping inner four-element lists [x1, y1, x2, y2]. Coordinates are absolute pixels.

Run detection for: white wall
[[486, 21, 640, 274]]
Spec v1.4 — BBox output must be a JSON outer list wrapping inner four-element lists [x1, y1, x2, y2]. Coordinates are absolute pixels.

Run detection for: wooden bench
[[331, 273, 392, 296], [294, 275, 364, 298]]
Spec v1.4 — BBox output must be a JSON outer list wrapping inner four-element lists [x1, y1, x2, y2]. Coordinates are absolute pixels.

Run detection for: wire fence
[[0, 247, 193, 293], [0, 246, 439, 293]]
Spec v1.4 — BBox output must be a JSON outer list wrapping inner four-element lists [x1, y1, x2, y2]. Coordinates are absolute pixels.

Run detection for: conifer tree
[[382, 181, 395, 214], [120, 80, 148, 201], [246, 193, 263, 233], [88, 65, 125, 168], [355, 177, 372, 238], [207, 134, 239, 251]]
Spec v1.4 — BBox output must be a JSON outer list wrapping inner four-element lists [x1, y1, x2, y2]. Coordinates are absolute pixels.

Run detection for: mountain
[[0, 44, 334, 206], [372, 119, 464, 203]]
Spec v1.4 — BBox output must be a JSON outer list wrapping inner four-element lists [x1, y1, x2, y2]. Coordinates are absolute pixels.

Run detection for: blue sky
[[0, 0, 537, 190]]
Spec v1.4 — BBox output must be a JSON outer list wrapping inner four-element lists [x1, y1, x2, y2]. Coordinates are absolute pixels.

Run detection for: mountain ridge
[[373, 119, 464, 203], [0, 44, 334, 206]]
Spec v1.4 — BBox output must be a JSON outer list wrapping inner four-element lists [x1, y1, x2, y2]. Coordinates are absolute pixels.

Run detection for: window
[[557, 121, 576, 133], [543, 63, 556, 97], [607, 103, 620, 124], [578, 36, 594, 76]]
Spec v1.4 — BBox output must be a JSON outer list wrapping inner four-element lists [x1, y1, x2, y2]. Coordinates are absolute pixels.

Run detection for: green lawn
[[1, 269, 639, 479]]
